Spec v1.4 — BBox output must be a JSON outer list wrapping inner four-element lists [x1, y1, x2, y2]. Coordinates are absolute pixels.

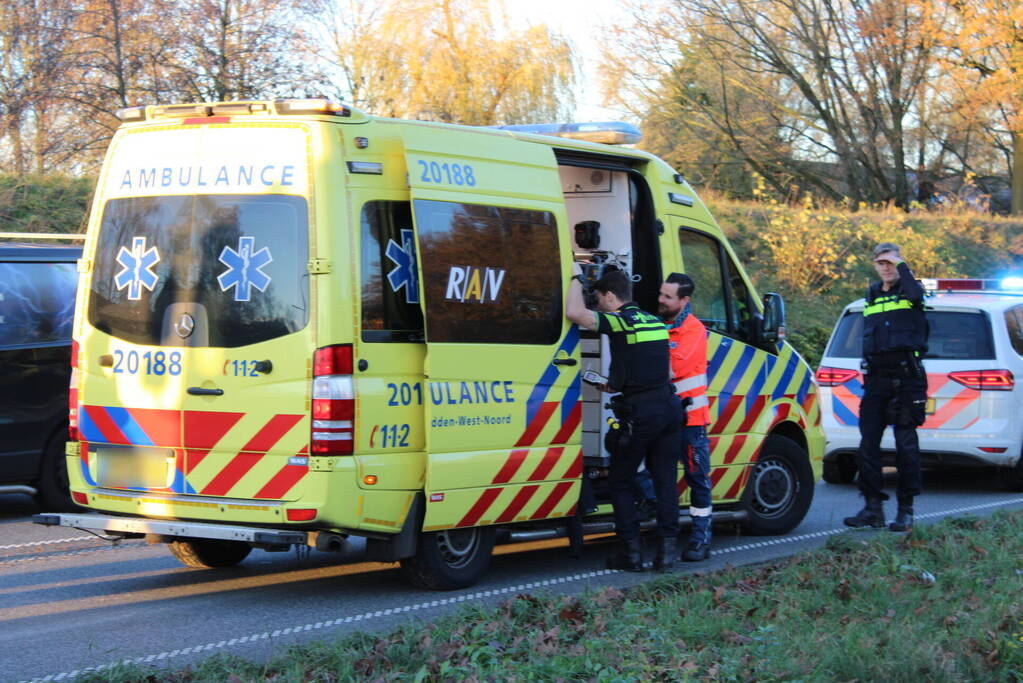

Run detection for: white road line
[[0, 536, 94, 551], [0, 542, 145, 567], [22, 496, 1023, 683]]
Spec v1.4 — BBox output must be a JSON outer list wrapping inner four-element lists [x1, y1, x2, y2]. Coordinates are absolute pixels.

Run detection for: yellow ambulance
[[35, 99, 823, 589]]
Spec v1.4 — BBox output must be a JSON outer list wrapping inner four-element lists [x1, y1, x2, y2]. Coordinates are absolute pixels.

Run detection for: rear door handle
[[187, 387, 224, 396], [552, 358, 577, 366]]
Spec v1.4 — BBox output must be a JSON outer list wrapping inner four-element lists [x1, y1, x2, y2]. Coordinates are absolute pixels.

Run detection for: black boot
[[653, 537, 677, 571], [843, 496, 885, 528], [607, 538, 645, 572], [889, 497, 914, 532], [681, 514, 712, 562]]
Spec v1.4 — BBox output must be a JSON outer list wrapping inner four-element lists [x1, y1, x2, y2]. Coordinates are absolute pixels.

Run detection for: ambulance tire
[[34, 428, 79, 512], [168, 539, 252, 568], [400, 526, 496, 590], [822, 456, 857, 485], [739, 435, 814, 536]]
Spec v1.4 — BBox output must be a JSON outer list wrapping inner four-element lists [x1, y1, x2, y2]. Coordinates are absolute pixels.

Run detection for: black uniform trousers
[[608, 389, 684, 541], [857, 373, 926, 501]]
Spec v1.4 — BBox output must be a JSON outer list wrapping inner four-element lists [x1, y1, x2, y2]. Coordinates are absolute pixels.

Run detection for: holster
[[605, 396, 633, 456]]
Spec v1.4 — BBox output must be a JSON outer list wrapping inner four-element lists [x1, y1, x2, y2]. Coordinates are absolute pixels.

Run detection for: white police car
[[816, 278, 1023, 489]]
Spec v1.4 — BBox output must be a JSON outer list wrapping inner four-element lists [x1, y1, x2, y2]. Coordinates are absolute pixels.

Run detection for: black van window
[[88, 194, 309, 348], [360, 201, 425, 342], [0, 262, 77, 347], [414, 199, 561, 344], [827, 309, 994, 360]]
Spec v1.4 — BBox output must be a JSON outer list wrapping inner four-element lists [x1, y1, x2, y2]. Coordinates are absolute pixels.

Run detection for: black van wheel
[[168, 539, 252, 568], [34, 429, 79, 512], [400, 526, 495, 590], [822, 455, 857, 485], [740, 435, 814, 535]]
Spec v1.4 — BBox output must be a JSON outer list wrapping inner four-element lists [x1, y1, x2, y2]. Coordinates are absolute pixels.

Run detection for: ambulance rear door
[[82, 124, 314, 505], [402, 126, 582, 531]]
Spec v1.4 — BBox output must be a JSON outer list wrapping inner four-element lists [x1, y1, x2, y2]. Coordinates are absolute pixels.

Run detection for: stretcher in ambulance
[[35, 99, 824, 589]]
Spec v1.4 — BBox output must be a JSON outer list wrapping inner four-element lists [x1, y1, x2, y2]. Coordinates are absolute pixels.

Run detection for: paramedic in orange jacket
[[659, 273, 713, 561]]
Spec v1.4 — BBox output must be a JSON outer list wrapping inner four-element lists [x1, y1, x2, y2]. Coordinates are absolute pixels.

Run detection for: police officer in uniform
[[844, 243, 928, 532], [567, 266, 684, 572]]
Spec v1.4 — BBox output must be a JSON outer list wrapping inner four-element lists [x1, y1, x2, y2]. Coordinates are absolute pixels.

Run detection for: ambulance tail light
[[312, 345, 354, 455], [947, 369, 1014, 391], [815, 366, 859, 387], [69, 339, 80, 440]]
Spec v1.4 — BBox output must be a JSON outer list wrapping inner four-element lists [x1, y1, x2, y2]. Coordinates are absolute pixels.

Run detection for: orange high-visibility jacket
[[667, 312, 710, 426]]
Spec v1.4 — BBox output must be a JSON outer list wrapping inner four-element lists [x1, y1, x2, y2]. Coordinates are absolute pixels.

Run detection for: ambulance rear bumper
[[32, 513, 309, 547]]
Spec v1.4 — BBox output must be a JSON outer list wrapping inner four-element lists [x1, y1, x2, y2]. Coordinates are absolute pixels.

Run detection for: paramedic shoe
[[889, 499, 914, 532], [653, 537, 677, 572], [843, 497, 885, 529], [681, 538, 710, 562], [607, 538, 645, 572]]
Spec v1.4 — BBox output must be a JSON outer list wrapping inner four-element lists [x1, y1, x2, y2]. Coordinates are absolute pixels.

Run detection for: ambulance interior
[[558, 163, 662, 476]]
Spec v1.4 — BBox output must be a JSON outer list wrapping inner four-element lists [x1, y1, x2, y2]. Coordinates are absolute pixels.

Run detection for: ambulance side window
[[414, 199, 562, 344], [360, 201, 425, 343], [678, 228, 753, 343], [1004, 306, 1023, 356]]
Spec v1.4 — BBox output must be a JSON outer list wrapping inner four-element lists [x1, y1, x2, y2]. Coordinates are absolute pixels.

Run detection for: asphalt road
[[3, 470, 1022, 683]]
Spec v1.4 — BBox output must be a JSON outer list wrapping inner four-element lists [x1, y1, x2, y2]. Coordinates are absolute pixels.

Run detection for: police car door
[[403, 127, 582, 531]]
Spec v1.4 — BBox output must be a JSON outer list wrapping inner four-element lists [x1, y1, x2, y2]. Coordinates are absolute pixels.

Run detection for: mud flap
[[365, 492, 424, 562]]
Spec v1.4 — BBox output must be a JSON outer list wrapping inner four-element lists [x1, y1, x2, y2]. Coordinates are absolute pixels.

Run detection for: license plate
[[97, 447, 174, 489], [925, 398, 936, 415]]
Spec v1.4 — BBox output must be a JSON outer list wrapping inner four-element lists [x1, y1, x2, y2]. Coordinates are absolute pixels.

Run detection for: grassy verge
[[79, 510, 1023, 682]]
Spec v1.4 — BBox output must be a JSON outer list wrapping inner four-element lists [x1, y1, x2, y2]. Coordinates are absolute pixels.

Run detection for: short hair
[[665, 272, 695, 298], [873, 242, 901, 259], [593, 269, 632, 301]]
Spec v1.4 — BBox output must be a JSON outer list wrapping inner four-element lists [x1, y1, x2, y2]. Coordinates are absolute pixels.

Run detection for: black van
[[0, 244, 81, 509]]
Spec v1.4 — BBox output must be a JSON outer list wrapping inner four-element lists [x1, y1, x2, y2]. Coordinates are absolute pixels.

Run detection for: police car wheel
[[168, 539, 252, 568], [34, 427, 80, 512], [739, 435, 814, 536], [400, 526, 496, 590]]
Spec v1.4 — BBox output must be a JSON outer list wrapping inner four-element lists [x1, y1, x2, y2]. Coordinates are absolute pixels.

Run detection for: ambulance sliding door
[[403, 127, 582, 531]]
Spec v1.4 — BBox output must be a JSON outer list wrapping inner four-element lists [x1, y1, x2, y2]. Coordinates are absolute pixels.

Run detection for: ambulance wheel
[[739, 435, 814, 535], [34, 428, 79, 512], [400, 526, 495, 590], [822, 456, 857, 485], [168, 539, 252, 568]]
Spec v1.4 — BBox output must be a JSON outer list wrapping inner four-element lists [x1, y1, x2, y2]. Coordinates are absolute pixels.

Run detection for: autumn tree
[[923, 0, 1023, 214], [309, 0, 576, 125], [603, 0, 941, 208]]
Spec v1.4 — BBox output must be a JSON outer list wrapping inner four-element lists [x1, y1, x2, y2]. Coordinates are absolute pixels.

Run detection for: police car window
[[360, 201, 425, 343], [678, 229, 728, 336], [827, 310, 994, 360], [1005, 306, 1023, 356], [88, 194, 309, 348], [0, 262, 77, 347], [413, 199, 561, 345]]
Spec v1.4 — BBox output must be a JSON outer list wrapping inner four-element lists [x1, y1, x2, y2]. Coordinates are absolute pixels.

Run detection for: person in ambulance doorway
[[659, 273, 713, 561], [844, 242, 928, 533], [567, 266, 685, 572]]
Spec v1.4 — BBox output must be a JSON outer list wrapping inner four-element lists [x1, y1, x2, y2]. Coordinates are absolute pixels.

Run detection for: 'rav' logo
[[444, 266, 506, 303]]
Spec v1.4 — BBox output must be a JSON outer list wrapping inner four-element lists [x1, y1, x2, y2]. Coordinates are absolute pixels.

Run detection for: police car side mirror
[[761, 292, 786, 344]]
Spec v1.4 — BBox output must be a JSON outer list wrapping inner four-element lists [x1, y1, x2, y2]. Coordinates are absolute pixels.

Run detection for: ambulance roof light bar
[[921, 278, 1023, 293], [490, 121, 642, 145], [115, 99, 353, 122]]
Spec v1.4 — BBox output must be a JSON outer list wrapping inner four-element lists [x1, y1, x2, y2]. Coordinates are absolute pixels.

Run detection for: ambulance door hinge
[[77, 258, 92, 273], [65, 441, 81, 457], [307, 258, 332, 274]]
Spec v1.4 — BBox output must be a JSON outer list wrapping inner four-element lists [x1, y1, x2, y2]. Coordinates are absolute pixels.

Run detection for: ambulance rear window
[[826, 310, 994, 360], [414, 200, 562, 345], [88, 194, 309, 347]]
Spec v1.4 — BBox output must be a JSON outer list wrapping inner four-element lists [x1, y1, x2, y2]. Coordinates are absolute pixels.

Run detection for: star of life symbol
[[218, 236, 273, 302], [114, 236, 161, 300], [385, 228, 419, 304]]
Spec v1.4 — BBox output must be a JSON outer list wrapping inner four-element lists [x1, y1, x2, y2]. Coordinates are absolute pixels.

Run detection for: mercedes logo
[[174, 313, 195, 339]]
